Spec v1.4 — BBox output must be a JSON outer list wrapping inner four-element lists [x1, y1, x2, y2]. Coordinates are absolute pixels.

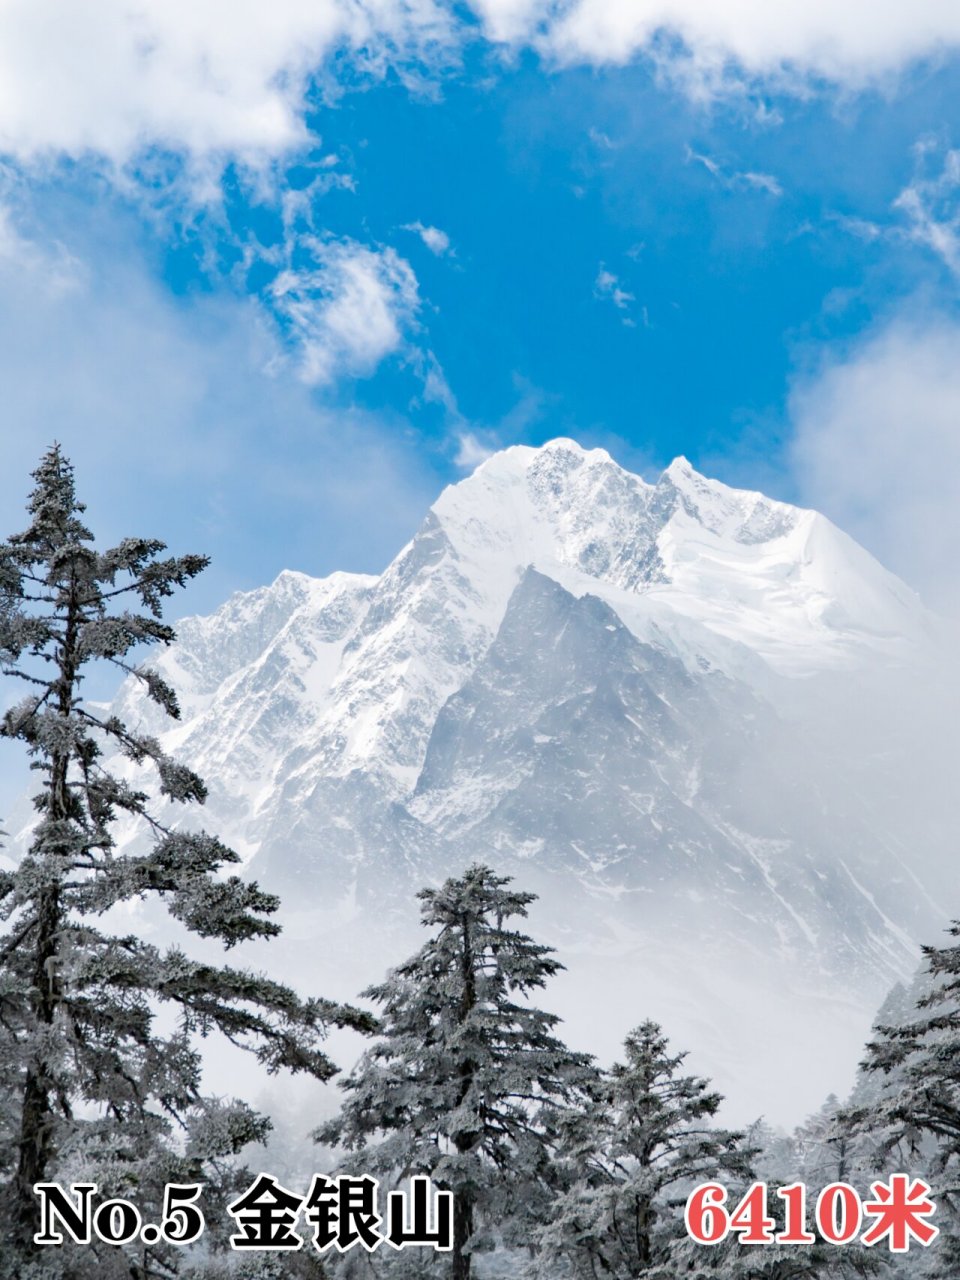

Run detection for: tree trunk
[[450, 910, 479, 1279], [13, 579, 79, 1245], [452, 1190, 474, 1280], [13, 882, 62, 1245]]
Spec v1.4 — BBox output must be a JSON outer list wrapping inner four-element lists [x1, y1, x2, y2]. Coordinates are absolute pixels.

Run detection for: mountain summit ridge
[[112, 439, 926, 816]]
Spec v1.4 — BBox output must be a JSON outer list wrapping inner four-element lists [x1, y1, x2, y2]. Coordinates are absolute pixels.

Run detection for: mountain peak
[[662, 454, 696, 480], [468, 436, 618, 483], [425, 438, 924, 679]]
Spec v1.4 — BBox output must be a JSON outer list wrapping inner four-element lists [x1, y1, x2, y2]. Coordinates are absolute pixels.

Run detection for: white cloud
[[403, 221, 453, 256], [269, 237, 421, 384], [447, 375, 551, 469], [454, 430, 497, 469], [587, 126, 616, 150], [830, 140, 960, 276], [415, 349, 460, 415], [739, 170, 783, 196], [687, 147, 723, 180], [472, 0, 960, 91], [594, 265, 636, 324], [790, 314, 960, 611], [0, 199, 85, 297], [0, 0, 458, 168], [0, 0, 956, 185], [686, 146, 782, 196], [0, 207, 439, 618], [833, 214, 885, 243], [893, 144, 960, 277]]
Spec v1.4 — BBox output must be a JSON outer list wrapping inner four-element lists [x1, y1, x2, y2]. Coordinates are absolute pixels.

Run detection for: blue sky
[[2, 4, 960, 617]]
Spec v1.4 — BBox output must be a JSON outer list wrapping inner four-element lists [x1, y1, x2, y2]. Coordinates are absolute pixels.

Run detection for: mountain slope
[[411, 567, 928, 985]]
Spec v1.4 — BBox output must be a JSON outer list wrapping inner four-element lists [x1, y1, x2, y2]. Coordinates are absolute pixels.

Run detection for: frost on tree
[[846, 924, 960, 1279], [0, 446, 373, 1275], [318, 863, 596, 1280], [535, 1020, 754, 1280]]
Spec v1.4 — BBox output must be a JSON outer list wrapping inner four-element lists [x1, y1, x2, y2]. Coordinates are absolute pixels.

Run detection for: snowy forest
[[1, 446, 958, 1280]]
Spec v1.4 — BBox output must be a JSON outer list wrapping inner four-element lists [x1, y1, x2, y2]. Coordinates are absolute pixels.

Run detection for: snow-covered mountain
[[12, 439, 954, 1124]]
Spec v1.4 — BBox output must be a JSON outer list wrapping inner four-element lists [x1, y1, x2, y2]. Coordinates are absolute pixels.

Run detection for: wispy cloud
[[416, 349, 460, 414], [0, 199, 85, 298], [594, 265, 636, 324], [588, 126, 617, 151], [830, 213, 885, 243], [447, 374, 552, 471], [686, 146, 783, 197], [269, 237, 421, 385], [687, 148, 723, 180], [402, 221, 454, 256], [830, 140, 960, 278], [739, 170, 783, 196], [454, 431, 498, 468], [893, 142, 960, 277]]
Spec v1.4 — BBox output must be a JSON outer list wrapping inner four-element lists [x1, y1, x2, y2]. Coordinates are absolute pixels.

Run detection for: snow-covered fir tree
[[534, 1019, 753, 1279], [844, 925, 960, 1279], [729, 1113, 878, 1280], [317, 863, 596, 1280], [0, 446, 374, 1274]]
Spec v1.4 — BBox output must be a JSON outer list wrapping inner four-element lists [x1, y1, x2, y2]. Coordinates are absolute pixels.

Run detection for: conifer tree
[[0, 445, 373, 1270], [318, 863, 595, 1280], [728, 1115, 877, 1280], [846, 923, 960, 1278], [535, 1019, 752, 1279], [853, 925, 960, 1156]]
